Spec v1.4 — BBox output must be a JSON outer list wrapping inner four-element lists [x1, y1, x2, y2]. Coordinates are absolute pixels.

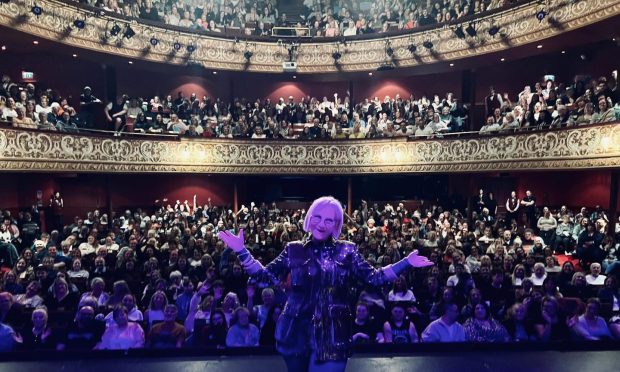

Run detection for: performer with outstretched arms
[[218, 196, 432, 372]]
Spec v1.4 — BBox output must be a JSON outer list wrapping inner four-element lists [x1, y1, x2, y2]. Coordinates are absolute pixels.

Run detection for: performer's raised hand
[[217, 228, 245, 252], [406, 250, 433, 268]]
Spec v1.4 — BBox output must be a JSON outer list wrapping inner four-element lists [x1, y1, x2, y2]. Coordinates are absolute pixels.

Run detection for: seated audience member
[[58, 305, 105, 350], [597, 276, 620, 313], [0, 321, 19, 351], [574, 298, 613, 340], [249, 287, 276, 330], [421, 302, 466, 342], [463, 302, 510, 342], [388, 275, 416, 302], [529, 263, 547, 286], [194, 309, 228, 348], [383, 302, 418, 343], [259, 304, 282, 346], [225, 307, 259, 347], [97, 305, 145, 349], [104, 294, 143, 326], [21, 307, 59, 350], [14, 281, 44, 309], [351, 302, 383, 344], [503, 303, 537, 342], [563, 272, 593, 301], [45, 278, 79, 313], [533, 296, 577, 342], [144, 290, 167, 330], [585, 263, 606, 286], [147, 304, 186, 348]]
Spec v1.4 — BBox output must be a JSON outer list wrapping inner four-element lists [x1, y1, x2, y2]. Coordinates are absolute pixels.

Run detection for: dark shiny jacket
[[239, 237, 407, 361]]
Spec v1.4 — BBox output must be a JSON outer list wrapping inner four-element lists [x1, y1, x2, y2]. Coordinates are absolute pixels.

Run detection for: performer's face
[[309, 204, 337, 241]]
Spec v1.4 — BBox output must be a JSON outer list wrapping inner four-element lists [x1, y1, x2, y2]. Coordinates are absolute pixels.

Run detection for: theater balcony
[[1, 123, 619, 174]]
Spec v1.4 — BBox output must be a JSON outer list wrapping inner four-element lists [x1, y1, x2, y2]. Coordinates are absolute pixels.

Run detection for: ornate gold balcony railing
[[1, 123, 620, 174], [0, 0, 619, 73]]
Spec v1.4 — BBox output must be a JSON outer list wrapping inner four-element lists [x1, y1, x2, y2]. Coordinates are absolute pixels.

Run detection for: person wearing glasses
[[218, 196, 432, 372]]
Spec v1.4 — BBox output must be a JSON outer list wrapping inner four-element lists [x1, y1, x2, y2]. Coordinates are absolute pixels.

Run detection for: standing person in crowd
[[537, 207, 557, 247], [485, 86, 504, 117], [104, 95, 127, 132], [505, 191, 520, 228], [79, 86, 101, 128], [218, 196, 432, 372], [520, 190, 536, 228], [49, 191, 64, 233]]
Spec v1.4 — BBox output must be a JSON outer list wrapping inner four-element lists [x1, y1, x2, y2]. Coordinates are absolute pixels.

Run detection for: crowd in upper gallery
[[0, 68, 618, 139], [84, 0, 509, 37]]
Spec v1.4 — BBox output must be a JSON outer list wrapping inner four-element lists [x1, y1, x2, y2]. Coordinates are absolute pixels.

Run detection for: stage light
[[332, 51, 341, 61], [423, 41, 433, 49], [244, 50, 253, 60], [31, 5, 42, 16], [488, 25, 500, 36], [454, 26, 465, 39], [73, 19, 85, 29], [149, 37, 159, 46], [536, 9, 547, 22], [386, 47, 393, 57], [408, 44, 417, 53], [123, 25, 135, 39], [465, 23, 476, 37], [186, 44, 196, 53], [173, 42, 181, 51], [110, 23, 121, 36]]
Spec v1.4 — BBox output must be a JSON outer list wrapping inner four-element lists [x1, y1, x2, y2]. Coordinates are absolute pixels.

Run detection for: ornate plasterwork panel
[[0, 0, 619, 73], [1, 124, 620, 174]]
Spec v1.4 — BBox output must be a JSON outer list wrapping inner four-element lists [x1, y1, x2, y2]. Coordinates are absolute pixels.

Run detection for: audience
[[82, 0, 509, 38], [1, 69, 618, 139], [1, 185, 620, 353]]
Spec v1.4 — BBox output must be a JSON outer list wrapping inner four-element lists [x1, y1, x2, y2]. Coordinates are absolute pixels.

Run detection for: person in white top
[[529, 262, 547, 286], [421, 302, 466, 342], [104, 294, 144, 327], [585, 263, 606, 286], [78, 235, 97, 257], [388, 275, 416, 302], [97, 305, 145, 349], [574, 298, 613, 340]]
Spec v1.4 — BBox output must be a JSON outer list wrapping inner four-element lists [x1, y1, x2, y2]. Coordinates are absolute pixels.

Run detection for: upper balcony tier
[[1, 0, 619, 73], [1, 122, 620, 175]]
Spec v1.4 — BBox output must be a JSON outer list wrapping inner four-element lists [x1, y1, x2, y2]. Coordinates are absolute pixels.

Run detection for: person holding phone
[[218, 196, 432, 372]]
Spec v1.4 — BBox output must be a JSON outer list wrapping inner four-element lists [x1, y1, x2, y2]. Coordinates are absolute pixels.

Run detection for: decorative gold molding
[[0, 0, 619, 73], [1, 124, 620, 174]]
